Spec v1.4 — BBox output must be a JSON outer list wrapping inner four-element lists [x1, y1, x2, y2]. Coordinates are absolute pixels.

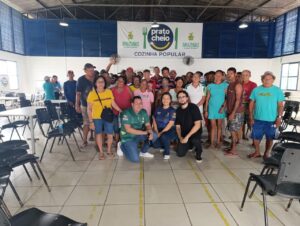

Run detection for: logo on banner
[[183, 32, 199, 49], [147, 24, 176, 51], [122, 31, 139, 48]]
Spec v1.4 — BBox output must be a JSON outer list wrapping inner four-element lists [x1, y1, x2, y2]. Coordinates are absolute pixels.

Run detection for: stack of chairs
[[36, 102, 82, 162], [0, 140, 50, 207]]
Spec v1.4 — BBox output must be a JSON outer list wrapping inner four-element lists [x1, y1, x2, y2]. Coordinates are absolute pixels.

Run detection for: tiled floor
[[2, 124, 300, 226]]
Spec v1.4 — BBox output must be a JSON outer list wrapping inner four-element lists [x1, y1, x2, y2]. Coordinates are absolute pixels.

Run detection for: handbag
[[95, 90, 114, 123]]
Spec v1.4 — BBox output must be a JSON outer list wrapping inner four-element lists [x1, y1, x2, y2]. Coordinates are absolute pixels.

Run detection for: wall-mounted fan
[[182, 56, 194, 66], [0, 75, 9, 89]]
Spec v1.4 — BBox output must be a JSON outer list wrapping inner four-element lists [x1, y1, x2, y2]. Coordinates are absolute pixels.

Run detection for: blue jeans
[[152, 128, 177, 156], [121, 133, 158, 163]]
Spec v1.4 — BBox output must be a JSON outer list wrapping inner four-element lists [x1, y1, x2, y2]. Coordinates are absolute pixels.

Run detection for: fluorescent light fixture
[[151, 21, 159, 28], [239, 23, 248, 29], [59, 21, 69, 27]]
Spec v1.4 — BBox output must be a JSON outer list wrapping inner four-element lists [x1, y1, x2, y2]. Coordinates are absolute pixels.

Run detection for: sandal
[[80, 142, 88, 148], [247, 153, 262, 158], [214, 143, 221, 149], [224, 152, 239, 157], [99, 153, 105, 160], [107, 152, 115, 157]]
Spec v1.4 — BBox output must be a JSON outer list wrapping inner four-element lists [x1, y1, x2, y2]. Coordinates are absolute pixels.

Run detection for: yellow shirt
[[87, 89, 114, 119], [129, 85, 138, 92]]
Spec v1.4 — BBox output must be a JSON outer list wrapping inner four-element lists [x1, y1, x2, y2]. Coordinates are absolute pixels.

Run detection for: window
[[280, 63, 299, 91], [0, 60, 18, 90]]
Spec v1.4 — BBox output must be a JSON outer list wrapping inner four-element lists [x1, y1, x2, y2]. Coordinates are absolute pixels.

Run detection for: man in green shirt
[[120, 96, 157, 162]]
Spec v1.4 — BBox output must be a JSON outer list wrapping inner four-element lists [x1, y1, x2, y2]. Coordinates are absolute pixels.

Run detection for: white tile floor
[[1, 123, 300, 226]]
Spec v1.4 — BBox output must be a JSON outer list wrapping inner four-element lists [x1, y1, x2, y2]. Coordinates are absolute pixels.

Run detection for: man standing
[[143, 69, 156, 92], [186, 72, 206, 114], [242, 70, 257, 140], [225, 67, 244, 156], [248, 71, 284, 159], [120, 96, 156, 163], [76, 63, 95, 147], [151, 66, 162, 91], [63, 70, 77, 106], [43, 76, 55, 100], [175, 90, 203, 162], [52, 75, 62, 100]]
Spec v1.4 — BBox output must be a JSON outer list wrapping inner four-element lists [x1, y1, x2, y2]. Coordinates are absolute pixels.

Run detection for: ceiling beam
[[57, 0, 76, 18], [36, 0, 59, 18], [27, 3, 285, 14], [180, 8, 195, 21], [78, 7, 101, 20], [235, 0, 272, 21], [204, 0, 234, 21], [196, 0, 215, 21], [107, 7, 122, 20]]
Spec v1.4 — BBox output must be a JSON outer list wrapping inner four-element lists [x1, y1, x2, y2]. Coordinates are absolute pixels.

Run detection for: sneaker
[[163, 155, 170, 160], [140, 152, 154, 158], [117, 142, 123, 157], [196, 156, 203, 163]]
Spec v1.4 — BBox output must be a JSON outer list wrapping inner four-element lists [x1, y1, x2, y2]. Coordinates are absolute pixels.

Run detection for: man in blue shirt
[[248, 71, 284, 159], [43, 76, 55, 100], [63, 70, 77, 106]]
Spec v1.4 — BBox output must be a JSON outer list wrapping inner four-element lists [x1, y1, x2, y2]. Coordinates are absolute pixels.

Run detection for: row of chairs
[[240, 101, 300, 226], [36, 101, 83, 161]]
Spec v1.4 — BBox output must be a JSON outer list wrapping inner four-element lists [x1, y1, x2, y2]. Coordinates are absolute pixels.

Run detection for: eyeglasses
[[97, 81, 105, 83], [178, 96, 187, 99]]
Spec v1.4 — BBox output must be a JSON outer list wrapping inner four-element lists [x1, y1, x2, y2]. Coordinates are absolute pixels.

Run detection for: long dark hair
[[93, 75, 107, 90], [160, 92, 172, 107]]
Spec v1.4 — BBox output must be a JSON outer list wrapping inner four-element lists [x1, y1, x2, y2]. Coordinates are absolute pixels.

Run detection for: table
[[50, 99, 67, 104], [0, 97, 19, 106], [0, 106, 44, 154]]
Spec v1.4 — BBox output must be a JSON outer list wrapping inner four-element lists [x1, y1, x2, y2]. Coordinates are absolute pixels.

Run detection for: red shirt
[[243, 81, 257, 103], [111, 86, 132, 115]]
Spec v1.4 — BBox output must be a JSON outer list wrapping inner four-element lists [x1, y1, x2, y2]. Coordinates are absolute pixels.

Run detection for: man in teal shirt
[[120, 96, 157, 162], [43, 76, 55, 100], [248, 71, 284, 159]]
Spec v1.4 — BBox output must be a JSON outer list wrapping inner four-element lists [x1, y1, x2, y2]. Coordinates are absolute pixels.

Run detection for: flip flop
[[247, 153, 262, 158], [223, 147, 232, 152], [99, 153, 105, 160], [224, 152, 239, 157]]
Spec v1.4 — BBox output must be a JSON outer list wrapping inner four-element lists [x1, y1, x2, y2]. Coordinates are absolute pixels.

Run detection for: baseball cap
[[84, 63, 96, 70]]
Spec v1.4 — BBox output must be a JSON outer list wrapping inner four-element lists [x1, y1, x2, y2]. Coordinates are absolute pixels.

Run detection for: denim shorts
[[93, 119, 114, 135], [251, 120, 276, 141]]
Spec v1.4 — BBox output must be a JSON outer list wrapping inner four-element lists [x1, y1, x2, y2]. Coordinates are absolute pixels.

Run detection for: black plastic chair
[[248, 142, 300, 210], [0, 147, 51, 204], [0, 201, 87, 226], [0, 166, 23, 207], [36, 108, 80, 161], [0, 104, 29, 140], [241, 148, 300, 226]]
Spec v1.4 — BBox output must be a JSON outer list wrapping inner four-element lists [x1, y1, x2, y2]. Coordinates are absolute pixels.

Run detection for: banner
[[117, 21, 202, 58]]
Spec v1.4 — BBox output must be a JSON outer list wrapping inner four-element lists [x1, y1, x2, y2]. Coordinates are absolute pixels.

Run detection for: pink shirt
[[134, 89, 154, 116]]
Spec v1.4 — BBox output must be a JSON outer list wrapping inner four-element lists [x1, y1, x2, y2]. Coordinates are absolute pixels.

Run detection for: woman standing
[[134, 79, 154, 116], [169, 77, 185, 109], [130, 75, 141, 92], [152, 93, 177, 160], [111, 76, 133, 142], [87, 76, 122, 160], [204, 70, 228, 148]]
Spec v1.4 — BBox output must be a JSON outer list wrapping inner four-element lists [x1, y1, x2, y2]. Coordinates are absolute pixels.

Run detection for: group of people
[[43, 60, 285, 163]]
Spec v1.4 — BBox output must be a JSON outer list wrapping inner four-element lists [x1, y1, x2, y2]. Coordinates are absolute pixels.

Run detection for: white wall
[[24, 56, 274, 92], [0, 50, 27, 92], [1, 51, 299, 95]]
